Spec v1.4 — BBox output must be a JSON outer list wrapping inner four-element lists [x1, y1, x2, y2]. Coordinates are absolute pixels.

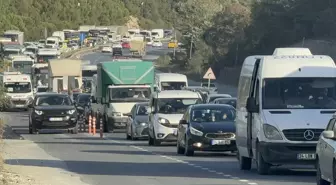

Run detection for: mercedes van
[[235, 48, 336, 174]]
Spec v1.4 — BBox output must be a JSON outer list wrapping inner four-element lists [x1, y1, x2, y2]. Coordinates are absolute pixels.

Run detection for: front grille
[[205, 132, 235, 139], [42, 110, 67, 116], [282, 129, 323, 141], [11, 100, 26, 105]]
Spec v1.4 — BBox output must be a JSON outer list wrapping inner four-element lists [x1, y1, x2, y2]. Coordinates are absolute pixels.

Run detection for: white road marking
[[92, 135, 259, 185]]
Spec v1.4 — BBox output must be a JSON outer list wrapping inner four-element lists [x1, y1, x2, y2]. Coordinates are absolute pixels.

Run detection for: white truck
[[36, 48, 60, 63], [3, 30, 24, 45], [3, 71, 33, 110], [48, 59, 82, 93], [52, 31, 65, 42], [45, 36, 60, 48], [151, 29, 164, 39]]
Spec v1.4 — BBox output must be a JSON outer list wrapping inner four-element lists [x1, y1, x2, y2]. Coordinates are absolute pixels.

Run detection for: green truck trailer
[[91, 60, 154, 132]]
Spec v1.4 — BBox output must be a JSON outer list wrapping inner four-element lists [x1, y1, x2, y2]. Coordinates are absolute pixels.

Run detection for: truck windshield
[[13, 61, 33, 74], [161, 82, 186, 90], [109, 87, 151, 102], [262, 77, 336, 109], [82, 70, 97, 77], [4, 82, 31, 93], [157, 98, 201, 114], [46, 40, 56, 44]]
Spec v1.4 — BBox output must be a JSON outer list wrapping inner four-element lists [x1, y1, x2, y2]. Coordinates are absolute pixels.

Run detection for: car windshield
[[4, 50, 20, 56], [4, 82, 31, 93], [109, 87, 151, 102], [216, 99, 237, 108], [209, 95, 231, 102], [157, 98, 200, 114], [35, 95, 72, 106], [191, 107, 236, 122], [161, 82, 186, 90], [37, 87, 48, 92], [202, 83, 216, 88], [263, 77, 336, 109], [78, 94, 90, 103], [137, 105, 149, 115]]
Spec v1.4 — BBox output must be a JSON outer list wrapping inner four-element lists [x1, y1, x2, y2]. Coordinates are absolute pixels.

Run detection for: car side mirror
[[322, 130, 335, 139], [246, 97, 259, 113], [179, 120, 188, 125]]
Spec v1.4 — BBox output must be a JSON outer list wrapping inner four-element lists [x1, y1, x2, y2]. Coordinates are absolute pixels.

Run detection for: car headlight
[[158, 117, 170, 126], [111, 112, 122, 116], [263, 124, 283, 140], [34, 110, 43, 115], [190, 126, 203, 136], [139, 122, 147, 126], [67, 109, 76, 114]]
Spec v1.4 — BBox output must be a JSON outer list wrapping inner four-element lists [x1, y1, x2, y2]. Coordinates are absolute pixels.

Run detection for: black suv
[[28, 93, 78, 134]]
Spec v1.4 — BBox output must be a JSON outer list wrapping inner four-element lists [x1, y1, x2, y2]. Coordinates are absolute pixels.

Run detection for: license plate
[[211, 140, 231, 145], [173, 129, 178, 135], [297, 153, 316, 160], [49, 117, 63, 121]]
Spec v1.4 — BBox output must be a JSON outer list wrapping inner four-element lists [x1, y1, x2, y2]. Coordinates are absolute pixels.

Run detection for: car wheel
[[238, 150, 252, 170], [176, 136, 185, 154], [130, 126, 137, 140], [126, 132, 131, 140], [256, 143, 270, 175], [316, 157, 330, 185], [29, 121, 37, 134], [184, 135, 194, 156], [71, 124, 78, 134], [148, 132, 154, 146]]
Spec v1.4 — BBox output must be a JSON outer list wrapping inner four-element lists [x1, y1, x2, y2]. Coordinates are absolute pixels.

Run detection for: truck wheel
[[256, 143, 270, 175], [238, 150, 252, 170]]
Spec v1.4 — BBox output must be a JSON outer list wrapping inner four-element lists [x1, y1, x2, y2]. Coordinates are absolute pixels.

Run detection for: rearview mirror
[[322, 130, 335, 139], [246, 97, 259, 113], [179, 120, 188, 125]]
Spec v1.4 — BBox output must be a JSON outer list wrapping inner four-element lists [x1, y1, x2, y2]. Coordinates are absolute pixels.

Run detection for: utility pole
[[189, 35, 193, 59], [173, 29, 176, 58]]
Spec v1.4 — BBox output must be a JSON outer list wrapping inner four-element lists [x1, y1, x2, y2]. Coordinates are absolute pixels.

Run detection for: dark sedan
[[213, 97, 237, 108], [177, 104, 236, 156], [28, 93, 78, 134]]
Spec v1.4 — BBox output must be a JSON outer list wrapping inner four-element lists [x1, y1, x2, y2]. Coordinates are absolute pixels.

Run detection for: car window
[[136, 105, 149, 115], [191, 107, 236, 122], [35, 95, 72, 106]]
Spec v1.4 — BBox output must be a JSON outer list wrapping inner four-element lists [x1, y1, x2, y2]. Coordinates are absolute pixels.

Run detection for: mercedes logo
[[303, 130, 314, 140]]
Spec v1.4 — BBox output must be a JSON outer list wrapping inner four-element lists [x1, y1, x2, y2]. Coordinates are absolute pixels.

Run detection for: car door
[[319, 118, 336, 178]]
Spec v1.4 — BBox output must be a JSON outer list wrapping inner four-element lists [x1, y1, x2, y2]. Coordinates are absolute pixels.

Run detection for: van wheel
[[148, 133, 154, 146], [184, 136, 194, 156], [153, 137, 161, 146], [238, 150, 252, 170], [256, 143, 270, 175], [316, 157, 330, 185]]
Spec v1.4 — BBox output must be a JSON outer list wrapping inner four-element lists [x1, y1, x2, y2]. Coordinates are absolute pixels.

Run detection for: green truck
[[91, 60, 154, 132]]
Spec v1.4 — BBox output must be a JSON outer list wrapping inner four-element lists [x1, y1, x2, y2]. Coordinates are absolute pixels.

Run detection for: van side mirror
[[322, 130, 335, 139], [153, 86, 158, 92], [246, 97, 259, 113], [179, 120, 188, 125]]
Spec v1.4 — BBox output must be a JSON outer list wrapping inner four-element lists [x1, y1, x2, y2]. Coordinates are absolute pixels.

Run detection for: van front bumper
[[259, 141, 317, 165]]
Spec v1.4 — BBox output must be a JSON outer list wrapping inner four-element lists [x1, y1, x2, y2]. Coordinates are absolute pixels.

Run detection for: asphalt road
[[3, 44, 315, 185]]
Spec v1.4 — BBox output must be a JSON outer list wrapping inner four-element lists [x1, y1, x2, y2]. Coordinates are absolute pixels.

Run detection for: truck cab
[[154, 73, 188, 91], [11, 55, 34, 74], [3, 72, 33, 110]]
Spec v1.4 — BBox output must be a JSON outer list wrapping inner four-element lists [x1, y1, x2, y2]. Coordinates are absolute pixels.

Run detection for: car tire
[[238, 150, 252, 170], [71, 124, 78, 134], [176, 137, 185, 155], [130, 126, 137, 140], [29, 121, 37, 134], [148, 132, 154, 146], [126, 132, 131, 140], [184, 136, 194, 156], [316, 157, 330, 185], [256, 143, 270, 175]]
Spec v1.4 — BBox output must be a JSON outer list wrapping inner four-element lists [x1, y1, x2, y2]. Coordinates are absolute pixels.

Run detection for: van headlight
[[34, 110, 43, 115], [263, 124, 283, 140], [67, 109, 76, 114], [190, 126, 203, 136], [158, 117, 170, 126]]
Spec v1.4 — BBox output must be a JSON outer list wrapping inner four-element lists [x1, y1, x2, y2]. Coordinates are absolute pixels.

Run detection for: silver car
[[126, 102, 149, 140]]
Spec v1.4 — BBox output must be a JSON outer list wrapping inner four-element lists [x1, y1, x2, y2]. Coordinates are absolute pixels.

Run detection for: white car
[[152, 41, 162, 47], [112, 43, 122, 48], [316, 113, 336, 185], [102, 46, 112, 53]]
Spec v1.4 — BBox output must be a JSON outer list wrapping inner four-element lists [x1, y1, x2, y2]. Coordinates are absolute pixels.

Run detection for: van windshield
[[262, 78, 336, 109], [157, 98, 201, 114], [161, 82, 186, 90]]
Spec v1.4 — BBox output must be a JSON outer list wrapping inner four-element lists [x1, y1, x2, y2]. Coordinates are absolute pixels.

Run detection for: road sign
[[203, 67, 216, 80]]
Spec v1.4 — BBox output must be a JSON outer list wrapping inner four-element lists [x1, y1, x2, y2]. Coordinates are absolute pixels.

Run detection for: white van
[[235, 48, 336, 175], [148, 90, 202, 146], [154, 73, 188, 91], [45, 36, 60, 48]]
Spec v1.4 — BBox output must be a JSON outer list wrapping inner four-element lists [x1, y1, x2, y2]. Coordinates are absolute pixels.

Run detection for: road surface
[[3, 44, 315, 185]]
